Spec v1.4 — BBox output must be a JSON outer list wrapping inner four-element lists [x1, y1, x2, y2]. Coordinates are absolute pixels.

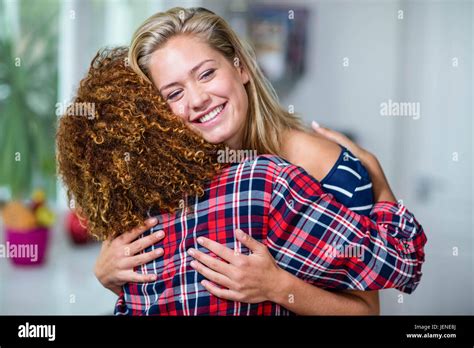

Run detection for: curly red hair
[[56, 47, 226, 240]]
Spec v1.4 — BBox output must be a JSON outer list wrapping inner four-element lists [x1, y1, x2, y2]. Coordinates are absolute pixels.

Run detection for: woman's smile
[[192, 102, 227, 127]]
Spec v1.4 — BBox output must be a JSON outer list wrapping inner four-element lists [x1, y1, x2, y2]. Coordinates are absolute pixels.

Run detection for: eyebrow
[[159, 59, 216, 94]]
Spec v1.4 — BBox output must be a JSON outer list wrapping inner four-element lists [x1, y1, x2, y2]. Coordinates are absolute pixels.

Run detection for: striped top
[[320, 146, 374, 216]]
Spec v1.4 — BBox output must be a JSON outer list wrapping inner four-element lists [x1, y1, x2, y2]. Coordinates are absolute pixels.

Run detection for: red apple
[[66, 211, 89, 244]]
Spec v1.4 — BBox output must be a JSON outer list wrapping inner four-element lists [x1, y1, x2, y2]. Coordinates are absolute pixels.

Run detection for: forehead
[[148, 35, 222, 87]]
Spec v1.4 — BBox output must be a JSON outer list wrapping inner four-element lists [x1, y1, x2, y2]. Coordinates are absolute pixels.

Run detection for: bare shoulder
[[281, 128, 342, 181]]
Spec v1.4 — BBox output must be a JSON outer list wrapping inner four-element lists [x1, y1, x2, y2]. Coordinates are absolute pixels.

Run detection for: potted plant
[[0, 2, 59, 263]]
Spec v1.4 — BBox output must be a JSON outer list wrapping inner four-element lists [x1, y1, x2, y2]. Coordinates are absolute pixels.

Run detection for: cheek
[[213, 75, 247, 112], [209, 72, 236, 97], [169, 102, 188, 121], [233, 84, 249, 121]]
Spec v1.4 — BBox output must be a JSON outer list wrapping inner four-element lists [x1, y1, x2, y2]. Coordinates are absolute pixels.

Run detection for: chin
[[200, 135, 222, 145], [203, 132, 233, 145]]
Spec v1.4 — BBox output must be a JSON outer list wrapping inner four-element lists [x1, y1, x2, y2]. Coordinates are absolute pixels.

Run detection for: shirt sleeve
[[266, 161, 427, 294]]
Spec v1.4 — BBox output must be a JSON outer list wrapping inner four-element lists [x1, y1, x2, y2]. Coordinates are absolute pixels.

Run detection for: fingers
[[126, 247, 164, 269], [122, 217, 158, 244], [196, 237, 235, 263], [312, 121, 360, 155], [234, 229, 264, 254], [200, 280, 240, 302], [125, 271, 158, 283], [311, 121, 320, 132], [190, 260, 233, 289], [187, 247, 233, 274], [129, 230, 165, 255], [312, 121, 340, 143]]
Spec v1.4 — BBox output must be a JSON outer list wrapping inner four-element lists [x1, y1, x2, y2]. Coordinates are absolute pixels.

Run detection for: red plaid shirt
[[115, 155, 426, 315]]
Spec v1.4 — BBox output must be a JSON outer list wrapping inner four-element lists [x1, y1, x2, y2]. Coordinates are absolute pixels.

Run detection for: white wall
[[382, 0, 473, 315]]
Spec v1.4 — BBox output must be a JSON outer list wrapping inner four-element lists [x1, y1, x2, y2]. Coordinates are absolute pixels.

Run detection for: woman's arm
[[272, 258, 380, 315], [94, 217, 164, 295], [265, 148, 426, 294]]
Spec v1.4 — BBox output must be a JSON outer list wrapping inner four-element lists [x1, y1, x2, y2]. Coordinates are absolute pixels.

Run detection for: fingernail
[[187, 248, 195, 256], [150, 274, 157, 281], [312, 121, 320, 128], [149, 217, 158, 224], [197, 237, 204, 245], [236, 229, 244, 239], [156, 248, 163, 255], [201, 280, 208, 286], [156, 230, 164, 238], [190, 261, 197, 268]]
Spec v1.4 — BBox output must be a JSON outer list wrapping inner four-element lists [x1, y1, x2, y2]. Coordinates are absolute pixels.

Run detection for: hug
[[56, 7, 427, 316]]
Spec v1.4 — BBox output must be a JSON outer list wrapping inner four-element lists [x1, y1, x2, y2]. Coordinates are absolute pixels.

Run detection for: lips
[[193, 102, 226, 124]]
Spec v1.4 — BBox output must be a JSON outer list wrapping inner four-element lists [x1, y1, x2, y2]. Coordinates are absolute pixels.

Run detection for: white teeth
[[198, 104, 224, 123]]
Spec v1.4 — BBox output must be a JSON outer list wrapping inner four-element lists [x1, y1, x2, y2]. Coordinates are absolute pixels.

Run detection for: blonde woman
[[94, 7, 426, 315]]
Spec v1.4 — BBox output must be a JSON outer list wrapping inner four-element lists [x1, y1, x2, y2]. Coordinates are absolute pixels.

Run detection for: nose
[[188, 84, 211, 113]]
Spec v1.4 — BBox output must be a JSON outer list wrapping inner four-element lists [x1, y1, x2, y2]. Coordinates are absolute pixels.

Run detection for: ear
[[234, 56, 250, 85], [240, 65, 250, 85]]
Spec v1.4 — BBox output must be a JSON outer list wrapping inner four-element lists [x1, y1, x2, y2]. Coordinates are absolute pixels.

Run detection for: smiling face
[[148, 35, 250, 149]]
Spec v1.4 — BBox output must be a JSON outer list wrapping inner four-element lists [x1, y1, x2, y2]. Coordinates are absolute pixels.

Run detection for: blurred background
[[0, 0, 472, 315]]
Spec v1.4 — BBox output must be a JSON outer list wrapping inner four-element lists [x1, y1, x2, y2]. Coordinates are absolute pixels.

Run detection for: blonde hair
[[129, 7, 304, 155]]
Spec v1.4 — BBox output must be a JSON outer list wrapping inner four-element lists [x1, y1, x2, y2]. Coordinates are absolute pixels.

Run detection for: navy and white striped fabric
[[320, 146, 374, 216]]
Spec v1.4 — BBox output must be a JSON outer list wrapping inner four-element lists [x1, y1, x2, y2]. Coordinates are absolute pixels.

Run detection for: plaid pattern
[[115, 155, 426, 316]]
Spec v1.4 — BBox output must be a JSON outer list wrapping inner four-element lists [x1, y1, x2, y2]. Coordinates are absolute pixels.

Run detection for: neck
[[278, 128, 294, 158]]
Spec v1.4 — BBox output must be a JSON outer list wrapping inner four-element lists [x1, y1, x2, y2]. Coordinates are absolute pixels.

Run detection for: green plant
[[0, 0, 58, 199]]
